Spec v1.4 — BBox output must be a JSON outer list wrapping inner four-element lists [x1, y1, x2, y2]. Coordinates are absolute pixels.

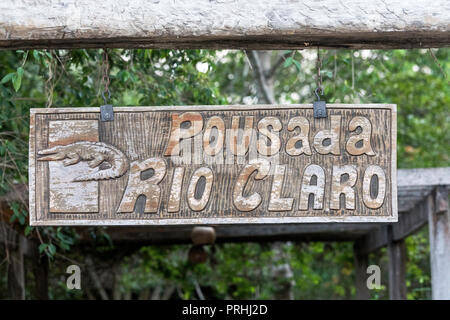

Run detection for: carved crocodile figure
[[38, 141, 129, 182]]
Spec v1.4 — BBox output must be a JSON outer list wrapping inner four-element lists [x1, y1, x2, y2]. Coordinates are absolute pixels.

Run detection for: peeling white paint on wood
[[313, 115, 341, 155], [268, 165, 293, 211], [47, 120, 99, 213], [168, 167, 185, 213], [299, 164, 326, 210], [428, 190, 450, 300], [229, 116, 254, 156], [330, 165, 358, 210], [233, 158, 271, 212], [286, 117, 311, 156], [118, 158, 166, 213], [346, 116, 375, 156], [203, 116, 225, 157], [257, 117, 282, 156], [187, 167, 214, 212], [1, 1, 449, 49], [362, 165, 386, 209]]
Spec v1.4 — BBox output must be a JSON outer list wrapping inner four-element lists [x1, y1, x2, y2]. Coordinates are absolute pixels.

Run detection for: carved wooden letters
[[29, 104, 397, 225]]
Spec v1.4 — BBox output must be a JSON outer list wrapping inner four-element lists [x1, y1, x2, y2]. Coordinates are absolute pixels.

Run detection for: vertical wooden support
[[32, 248, 49, 300], [7, 236, 26, 300], [388, 227, 407, 300], [353, 242, 370, 300], [428, 186, 450, 300]]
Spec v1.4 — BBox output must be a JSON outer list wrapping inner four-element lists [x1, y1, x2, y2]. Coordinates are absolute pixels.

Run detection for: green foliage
[[0, 47, 448, 299], [406, 228, 432, 299], [9, 201, 27, 225]]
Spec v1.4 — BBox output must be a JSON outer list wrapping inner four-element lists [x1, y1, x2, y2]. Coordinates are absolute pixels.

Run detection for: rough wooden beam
[[31, 248, 49, 300], [0, 222, 18, 248], [353, 242, 370, 300], [392, 200, 430, 241], [7, 236, 26, 300], [354, 225, 389, 256], [355, 184, 450, 255], [0, 222, 34, 257], [428, 187, 450, 300], [96, 223, 382, 245], [346, 200, 428, 256], [388, 235, 407, 300], [398, 167, 450, 188], [0, 0, 449, 50]]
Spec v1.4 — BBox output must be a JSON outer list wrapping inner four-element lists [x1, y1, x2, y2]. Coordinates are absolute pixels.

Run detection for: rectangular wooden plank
[[29, 104, 397, 225]]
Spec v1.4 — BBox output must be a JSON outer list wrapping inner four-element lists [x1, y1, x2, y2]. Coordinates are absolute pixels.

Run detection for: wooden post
[[428, 186, 450, 300], [388, 227, 407, 300], [31, 248, 49, 300], [354, 241, 370, 300], [7, 236, 26, 300]]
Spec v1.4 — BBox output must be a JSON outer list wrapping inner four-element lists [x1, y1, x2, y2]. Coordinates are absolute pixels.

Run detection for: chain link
[[101, 48, 111, 104], [315, 47, 324, 100]]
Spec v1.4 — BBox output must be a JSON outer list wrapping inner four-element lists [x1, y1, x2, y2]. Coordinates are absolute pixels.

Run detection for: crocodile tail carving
[[73, 151, 129, 182], [38, 141, 129, 182]]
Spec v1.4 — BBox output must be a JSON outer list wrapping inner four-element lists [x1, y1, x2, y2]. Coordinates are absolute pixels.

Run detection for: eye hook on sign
[[314, 87, 324, 101], [100, 48, 114, 122]]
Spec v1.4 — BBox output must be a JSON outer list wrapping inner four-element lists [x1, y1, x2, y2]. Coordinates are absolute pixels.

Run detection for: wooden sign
[[29, 105, 397, 226]]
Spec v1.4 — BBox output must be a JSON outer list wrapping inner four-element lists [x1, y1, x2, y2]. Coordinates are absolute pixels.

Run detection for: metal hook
[[314, 87, 324, 101], [101, 88, 111, 105]]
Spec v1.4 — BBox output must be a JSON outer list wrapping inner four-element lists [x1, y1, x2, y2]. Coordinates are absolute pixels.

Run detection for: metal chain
[[428, 48, 449, 85], [315, 46, 324, 100], [101, 48, 111, 104]]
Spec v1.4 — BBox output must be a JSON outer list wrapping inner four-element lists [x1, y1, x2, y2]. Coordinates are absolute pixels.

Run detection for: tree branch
[[265, 51, 294, 79], [161, 284, 176, 300], [245, 50, 275, 104], [85, 255, 109, 300], [193, 279, 205, 300]]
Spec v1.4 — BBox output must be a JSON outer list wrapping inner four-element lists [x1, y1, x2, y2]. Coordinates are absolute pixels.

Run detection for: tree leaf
[[12, 67, 24, 92], [283, 57, 293, 67], [39, 243, 48, 253], [48, 244, 56, 256], [24, 226, 33, 236], [1, 73, 15, 84], [293, 60, 301, 71], [32, 50, 41, 61]]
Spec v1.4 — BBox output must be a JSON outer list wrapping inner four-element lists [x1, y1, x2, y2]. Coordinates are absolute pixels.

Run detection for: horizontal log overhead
[[0, 0, 449, 50], [398, 167, 450, 187], [92, 223, 383, 245], [397, 167, 450, 212]]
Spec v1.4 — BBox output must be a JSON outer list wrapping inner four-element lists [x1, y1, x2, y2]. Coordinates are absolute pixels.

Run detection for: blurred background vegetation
[[0, 48, 448, 299]]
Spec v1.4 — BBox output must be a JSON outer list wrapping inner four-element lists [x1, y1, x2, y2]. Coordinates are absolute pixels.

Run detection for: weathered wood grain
[[46, 120, 99, 212], [29, 104, 396, 226], [428, 187, 450, 300], [1, 1, 449, 50], [388, 236, 407, 300]]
